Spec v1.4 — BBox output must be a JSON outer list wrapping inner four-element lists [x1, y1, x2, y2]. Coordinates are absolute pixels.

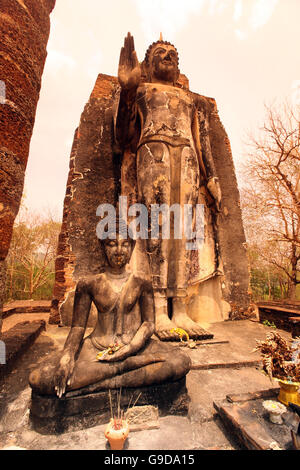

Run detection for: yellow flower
[[170, 328, 189, 342]]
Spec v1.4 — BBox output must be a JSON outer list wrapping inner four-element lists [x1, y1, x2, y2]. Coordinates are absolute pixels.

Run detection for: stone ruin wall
[[50, 74, 120, 325], [0, 0, 56, 330], [50, 72, 250, 325], [50, 129, 79, 324], [207, 98, 250, 315]]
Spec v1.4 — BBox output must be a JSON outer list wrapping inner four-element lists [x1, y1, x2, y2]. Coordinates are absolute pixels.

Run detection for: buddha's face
[[150, 44, 179, 83], [104, 236, 133, 270]]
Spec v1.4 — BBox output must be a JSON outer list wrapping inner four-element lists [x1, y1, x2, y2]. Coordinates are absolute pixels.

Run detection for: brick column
[[0, 0, 56, 331]]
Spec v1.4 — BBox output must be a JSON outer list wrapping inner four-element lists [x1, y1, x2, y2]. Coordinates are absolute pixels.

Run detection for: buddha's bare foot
[[154, 293, 180, 341], [173, 315, 207, 339], [155, 314, 181, 341], [172, 298, 206, 339]]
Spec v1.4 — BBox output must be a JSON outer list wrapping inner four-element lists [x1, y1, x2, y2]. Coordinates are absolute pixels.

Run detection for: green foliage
[[5, 213, 61, 302], [262, 320, 277, 329], [250, 265, 288, 302]]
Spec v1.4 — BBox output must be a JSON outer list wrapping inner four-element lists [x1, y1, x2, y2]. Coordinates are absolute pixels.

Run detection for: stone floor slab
[[214, 396, 296, 450]]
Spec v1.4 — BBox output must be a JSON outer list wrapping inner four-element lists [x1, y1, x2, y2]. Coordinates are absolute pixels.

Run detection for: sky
[[24, 0, 300, 219]]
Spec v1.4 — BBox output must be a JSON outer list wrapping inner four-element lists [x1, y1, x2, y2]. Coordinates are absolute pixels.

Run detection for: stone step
[[0, 320, 46, 379], [3, 301, 51, 319]]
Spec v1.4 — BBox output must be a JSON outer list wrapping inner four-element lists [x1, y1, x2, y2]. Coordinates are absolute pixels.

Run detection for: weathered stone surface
[[0, 0, 55, 329], [50, 74, 120, 324], [0, 148, 24, 261], [226, 388, 280, 404], [0, 388, 31, 434], [188, 402, 212, 424], [51, 71, 250, 326], [0, 260, 6, 334], [50, 129, 79, 324], [31, 226, 192, 400], [207, 100, 250, 313], [0, 320, 46, 379], [56, 289, 97, 328], [117, 37, 231, 339], [30, 377, 190, 434], [214, 396, 295, 450], [125, 405, 160, 432], [0, 0, 56, 256]]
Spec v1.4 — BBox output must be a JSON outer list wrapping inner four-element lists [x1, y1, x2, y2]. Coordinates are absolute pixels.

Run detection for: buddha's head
[[103, 236, 134, 270], [99, 218, 135, 272], [143, 36, 180, 85]]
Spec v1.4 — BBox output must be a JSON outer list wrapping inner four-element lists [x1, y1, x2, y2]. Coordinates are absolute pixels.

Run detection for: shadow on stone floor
[[0, 333, 57, 438]]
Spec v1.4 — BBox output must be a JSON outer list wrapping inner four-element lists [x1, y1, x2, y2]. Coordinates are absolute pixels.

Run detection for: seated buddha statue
[[29, 222, 191, 397]]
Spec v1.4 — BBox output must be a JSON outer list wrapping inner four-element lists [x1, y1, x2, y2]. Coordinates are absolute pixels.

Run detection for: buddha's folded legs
[[29, 339, 191, 396], [86, 351, 191, 391]]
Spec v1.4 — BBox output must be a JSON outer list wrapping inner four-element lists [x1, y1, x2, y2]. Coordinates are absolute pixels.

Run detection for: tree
[[5, 208, 61, 301], [241, 102, 300, 300]]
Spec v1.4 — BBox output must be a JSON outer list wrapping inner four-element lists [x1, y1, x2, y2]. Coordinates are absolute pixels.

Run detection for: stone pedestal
[[30, 377, 190, 434]]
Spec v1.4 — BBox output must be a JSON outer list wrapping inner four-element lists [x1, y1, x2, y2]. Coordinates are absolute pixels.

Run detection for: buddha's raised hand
[[118, 32, 141, 90]]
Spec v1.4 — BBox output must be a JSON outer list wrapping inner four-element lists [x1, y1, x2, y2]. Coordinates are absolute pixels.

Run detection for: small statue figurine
[[116, 33, 222, 341], [29, 221, 191, 397]]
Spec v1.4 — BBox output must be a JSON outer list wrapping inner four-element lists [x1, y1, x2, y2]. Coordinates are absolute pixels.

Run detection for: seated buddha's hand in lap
[[54, 351, 75, 398], [98, 344, 132, 362]]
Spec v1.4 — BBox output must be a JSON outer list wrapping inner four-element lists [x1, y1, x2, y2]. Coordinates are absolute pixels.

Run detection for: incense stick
[[126, 394, 134, 414], [131, 392, 142, 409], [108, 389, 113, 420], [118, 387, 122, 420]]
